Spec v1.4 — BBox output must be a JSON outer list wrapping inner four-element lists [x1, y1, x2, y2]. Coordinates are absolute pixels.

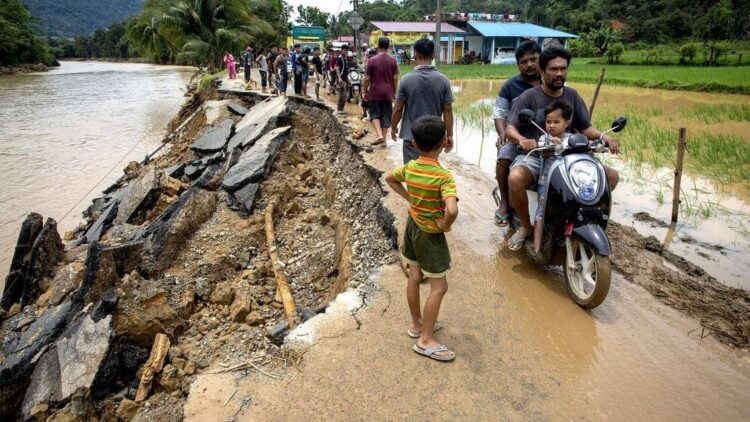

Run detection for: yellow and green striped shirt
[[393, 157, 458, 233]]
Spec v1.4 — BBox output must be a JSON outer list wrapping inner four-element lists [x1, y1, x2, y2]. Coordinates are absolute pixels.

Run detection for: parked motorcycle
[[347, 68, 364, 103], [493, 109, 627, 309]]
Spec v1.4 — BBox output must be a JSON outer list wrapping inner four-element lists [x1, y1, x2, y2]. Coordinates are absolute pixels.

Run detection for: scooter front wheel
[[563, 238, 611, 309]]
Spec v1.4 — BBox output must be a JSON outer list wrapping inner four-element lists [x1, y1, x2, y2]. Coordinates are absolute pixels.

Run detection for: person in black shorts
[[311, 47, 324, 101], [363, 37, 399, 145]]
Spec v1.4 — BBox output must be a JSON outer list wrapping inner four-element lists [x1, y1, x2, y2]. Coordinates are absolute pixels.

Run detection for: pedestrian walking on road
[[242, 46, 253, 84], [385, 115, 459, 362], [256, 48, 268, 93], [391, 39, 454, 164], [223, 51, 236, 79], [335, 45, 351, 114], [292, 44, 302, 95], [311, 47, 324, 101], [274, 47, 289, 97], [363, 37, 399, 146]]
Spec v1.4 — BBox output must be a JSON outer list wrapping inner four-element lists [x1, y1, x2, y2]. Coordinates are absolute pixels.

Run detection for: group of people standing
[[229, 37, 622, 363]]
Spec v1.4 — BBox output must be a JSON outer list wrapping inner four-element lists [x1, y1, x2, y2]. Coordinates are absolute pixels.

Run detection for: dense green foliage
[[127, 0, 276, 69], [0, 0, 57, 66], [23, 0, 142, 37], [47, 22, 135, 59]]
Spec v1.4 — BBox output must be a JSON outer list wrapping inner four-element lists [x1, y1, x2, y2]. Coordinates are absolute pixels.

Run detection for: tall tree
[[295, 5, 329, 28], [0, 0, 56, 66]]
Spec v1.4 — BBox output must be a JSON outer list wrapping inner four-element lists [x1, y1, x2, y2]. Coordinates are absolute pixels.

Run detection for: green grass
[[592, 110, 750, 185], [402, 63, 750, 94], [198, 70, 225, 90], [679, 103, 750, 123], [454, 101, 494, 135]]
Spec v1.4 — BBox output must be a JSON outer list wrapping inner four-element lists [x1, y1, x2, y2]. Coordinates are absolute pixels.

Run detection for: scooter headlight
[[569, 161, 599, 201]]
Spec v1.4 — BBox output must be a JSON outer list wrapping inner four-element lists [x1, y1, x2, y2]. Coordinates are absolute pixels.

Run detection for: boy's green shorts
[[401, 216, 451, 278]]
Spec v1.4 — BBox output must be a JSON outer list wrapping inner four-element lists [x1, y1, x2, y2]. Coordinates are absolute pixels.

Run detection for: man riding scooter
[[504, 47, 621, 251]]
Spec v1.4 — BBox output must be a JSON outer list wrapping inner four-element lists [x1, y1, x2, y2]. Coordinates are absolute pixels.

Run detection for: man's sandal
[[507, 231, 529, 251], [406, 321, 442, 338], [413, 344, 455, 362], [494, 210, 509, 227]]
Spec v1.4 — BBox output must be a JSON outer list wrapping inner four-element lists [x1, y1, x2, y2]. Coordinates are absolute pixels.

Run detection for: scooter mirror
[[519, 109, 534, 125], [611, 116, 627, 132]]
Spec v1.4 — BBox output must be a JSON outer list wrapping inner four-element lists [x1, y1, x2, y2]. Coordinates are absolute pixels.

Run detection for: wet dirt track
[[185, 84, 750, 420]]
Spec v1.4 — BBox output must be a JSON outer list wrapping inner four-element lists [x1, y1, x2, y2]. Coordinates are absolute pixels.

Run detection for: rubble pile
[[0, 87, 397, 420]]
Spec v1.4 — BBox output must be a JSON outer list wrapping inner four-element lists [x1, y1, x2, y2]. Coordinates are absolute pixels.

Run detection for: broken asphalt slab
[[222, 126, 291, 192], [190, 118, 234, 154]]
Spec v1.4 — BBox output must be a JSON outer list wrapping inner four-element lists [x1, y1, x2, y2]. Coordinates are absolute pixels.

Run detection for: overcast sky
[[287, 0, 351, 20]]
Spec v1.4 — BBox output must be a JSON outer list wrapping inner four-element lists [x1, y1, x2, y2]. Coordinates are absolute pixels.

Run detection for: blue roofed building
[[465, 22, 578, 64]]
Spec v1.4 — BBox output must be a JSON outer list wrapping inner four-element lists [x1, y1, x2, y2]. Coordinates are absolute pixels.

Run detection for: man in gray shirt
[[391, 38, 454, 163]]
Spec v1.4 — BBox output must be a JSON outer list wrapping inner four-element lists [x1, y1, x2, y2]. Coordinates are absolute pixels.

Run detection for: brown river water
[[449, 79, 750, 290], [0, 61, 195, 289]]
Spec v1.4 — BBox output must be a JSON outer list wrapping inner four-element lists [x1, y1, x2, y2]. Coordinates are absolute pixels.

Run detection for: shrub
[[607, 42, 625, 64], [569, 38, 598, 57], [679, 43, 699, 64]]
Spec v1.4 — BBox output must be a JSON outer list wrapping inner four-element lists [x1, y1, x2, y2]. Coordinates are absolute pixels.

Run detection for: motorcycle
[[493, 109, 627, 309], [347, 68, 364, 103]]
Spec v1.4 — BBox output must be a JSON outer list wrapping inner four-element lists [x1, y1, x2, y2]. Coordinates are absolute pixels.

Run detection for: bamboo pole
[[135, 333, 170, 402], [671, 128, 688, 222], [588, 67, 606, 117], [264, 197, 299, 328], [478, 100, 485, 166]]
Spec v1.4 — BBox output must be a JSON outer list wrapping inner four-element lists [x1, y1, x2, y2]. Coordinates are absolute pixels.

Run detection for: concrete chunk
[[232, 183, 260, 213], [190, 119, 234, 154], [227, 102, 249, 116], [115, 167, 160, 225]]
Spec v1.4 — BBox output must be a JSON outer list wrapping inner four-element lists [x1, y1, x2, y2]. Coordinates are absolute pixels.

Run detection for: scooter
[[493, 109, 627, 309], [347, 68, 364, 103]]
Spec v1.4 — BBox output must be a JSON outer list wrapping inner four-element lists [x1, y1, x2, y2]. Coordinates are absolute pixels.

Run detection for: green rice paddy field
[[401, 64, 750, 94]]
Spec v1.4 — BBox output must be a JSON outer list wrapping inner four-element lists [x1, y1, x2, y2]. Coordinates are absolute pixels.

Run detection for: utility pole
[[351, 0, 359, 56], [434, 0, 442, 69]]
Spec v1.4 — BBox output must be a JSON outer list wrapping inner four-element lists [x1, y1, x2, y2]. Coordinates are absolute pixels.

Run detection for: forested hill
[[22, 0, 143, 36]]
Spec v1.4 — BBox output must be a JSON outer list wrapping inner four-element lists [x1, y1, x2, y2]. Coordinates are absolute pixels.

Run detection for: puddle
[[448, 79, 750, 290]]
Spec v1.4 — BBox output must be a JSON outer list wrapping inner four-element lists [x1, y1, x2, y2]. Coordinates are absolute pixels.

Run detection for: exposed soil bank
[[0, 83, 397, 420]]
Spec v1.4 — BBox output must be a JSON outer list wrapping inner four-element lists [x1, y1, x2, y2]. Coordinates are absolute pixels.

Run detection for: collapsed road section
[[0, 85, 398, 421]]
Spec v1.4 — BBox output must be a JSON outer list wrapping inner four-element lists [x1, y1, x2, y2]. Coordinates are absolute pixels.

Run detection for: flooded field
[[449, 79, 750, 290]]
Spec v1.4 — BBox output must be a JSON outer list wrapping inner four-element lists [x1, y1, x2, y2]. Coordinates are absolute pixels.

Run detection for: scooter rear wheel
[[564, 239, 611, 309]]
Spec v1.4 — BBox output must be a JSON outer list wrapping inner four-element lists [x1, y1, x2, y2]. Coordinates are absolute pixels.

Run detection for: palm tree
[[159, 0, 274, 71], [127, 1, 174, 63]]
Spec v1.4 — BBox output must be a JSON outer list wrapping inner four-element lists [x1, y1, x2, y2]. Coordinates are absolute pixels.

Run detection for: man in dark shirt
[[492, 41, 541, 227], [296, 47, 311, 97], [267, 44, 278, 94], [311, 47, 324, 101], [363, 37, 398, 145], [505, 47, 621, 249], [292, 44, 302, 95], [335, 45, 350, 113]]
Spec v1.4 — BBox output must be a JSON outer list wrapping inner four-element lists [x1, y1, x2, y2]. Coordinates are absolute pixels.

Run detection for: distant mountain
[[23, 0, 143, 37]]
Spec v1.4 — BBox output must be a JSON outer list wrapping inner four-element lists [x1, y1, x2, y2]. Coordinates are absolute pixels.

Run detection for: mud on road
[[1, 76, 749, 421]]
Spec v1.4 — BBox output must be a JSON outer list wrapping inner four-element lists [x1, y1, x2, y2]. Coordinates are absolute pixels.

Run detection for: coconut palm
[[127, 1, 174, 63], [159, 0, 274, 71]]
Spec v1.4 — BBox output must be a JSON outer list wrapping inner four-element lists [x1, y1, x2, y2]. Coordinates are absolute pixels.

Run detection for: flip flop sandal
[[371, 137, 385, 146], [507, 231, 529, 251], [494, 210, 509, 227], [406, 321, 443, 339], [413, 344, 455, 362]]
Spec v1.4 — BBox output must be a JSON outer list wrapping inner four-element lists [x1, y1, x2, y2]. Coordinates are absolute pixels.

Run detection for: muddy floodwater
[[449, 79, 750, 290], [0, 61, 194, 288]]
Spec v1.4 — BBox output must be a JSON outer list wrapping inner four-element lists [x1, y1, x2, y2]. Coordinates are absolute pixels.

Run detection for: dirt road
[[184, 78, 750, 421]]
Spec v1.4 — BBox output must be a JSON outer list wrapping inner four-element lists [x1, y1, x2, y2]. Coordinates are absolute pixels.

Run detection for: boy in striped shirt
[[385, 115, 459, 362]]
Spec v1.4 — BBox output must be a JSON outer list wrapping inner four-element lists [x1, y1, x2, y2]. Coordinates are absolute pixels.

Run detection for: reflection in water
[[449, 78, 750, 290], [0, 61, 195, 287]]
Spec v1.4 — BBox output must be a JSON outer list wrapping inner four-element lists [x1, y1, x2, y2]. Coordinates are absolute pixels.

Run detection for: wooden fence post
[[589, 67, 606, 117], [671, 128, 687, 222]]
